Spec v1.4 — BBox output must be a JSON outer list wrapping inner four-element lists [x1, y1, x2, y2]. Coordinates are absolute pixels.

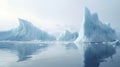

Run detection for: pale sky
[[0, 0, 120, 35]]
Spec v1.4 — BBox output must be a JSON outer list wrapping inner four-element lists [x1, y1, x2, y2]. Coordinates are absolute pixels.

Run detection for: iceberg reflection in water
[[84, 42, 118, 67], [0, 41, 119, 67], [0, 41, 80, 61], [0, 41, 49, 61]]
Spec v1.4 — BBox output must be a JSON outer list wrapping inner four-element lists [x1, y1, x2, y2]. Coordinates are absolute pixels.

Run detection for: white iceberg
[[0, 19, 56, 41], [59, 30, 78, 41]]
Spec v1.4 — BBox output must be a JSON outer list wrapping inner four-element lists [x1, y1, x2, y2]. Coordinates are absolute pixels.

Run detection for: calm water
[[0, 41, 119, 67]]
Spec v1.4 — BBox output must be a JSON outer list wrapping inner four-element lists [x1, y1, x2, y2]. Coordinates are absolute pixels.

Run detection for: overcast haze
[[0, 0, 120, 35]]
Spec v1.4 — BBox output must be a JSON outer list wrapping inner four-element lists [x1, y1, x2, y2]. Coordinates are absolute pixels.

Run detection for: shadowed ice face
[[83, 42, 118, 67]]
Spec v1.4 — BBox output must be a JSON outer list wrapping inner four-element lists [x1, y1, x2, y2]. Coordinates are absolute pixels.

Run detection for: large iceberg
[[0, 19, 56, 41], [84, 8, 117, 42], [59, 30, 78, 41]]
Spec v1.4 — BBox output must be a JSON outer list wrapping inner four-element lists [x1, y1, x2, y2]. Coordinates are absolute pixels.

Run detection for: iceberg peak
[[0, 18, 56, 41], [84, 8, 117, 42], [85, 7, 91, 20]]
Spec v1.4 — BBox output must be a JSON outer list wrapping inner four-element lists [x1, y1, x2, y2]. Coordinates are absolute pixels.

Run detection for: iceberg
[[84, 8, 117, 42], [0, 19, 56, 41], [59, 30, 78, 41]]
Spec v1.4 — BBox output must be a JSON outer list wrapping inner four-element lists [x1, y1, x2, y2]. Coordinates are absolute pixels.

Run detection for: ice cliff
[[0, 19, 56, 41], [84, 8, 117, 42]]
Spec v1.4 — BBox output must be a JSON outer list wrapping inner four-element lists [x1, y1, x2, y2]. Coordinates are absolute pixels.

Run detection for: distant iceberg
[[83, 8, 117, 42], [59, 30, 78, 41], [0, 19, 56, 41]]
